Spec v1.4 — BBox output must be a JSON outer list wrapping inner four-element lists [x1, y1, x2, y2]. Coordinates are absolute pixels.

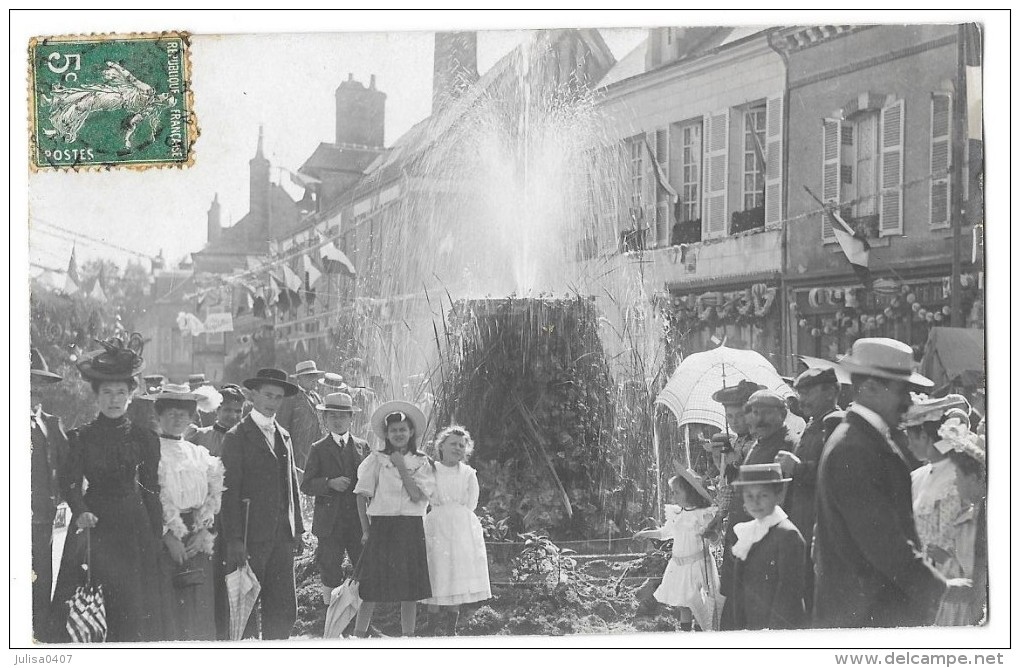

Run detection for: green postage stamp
[[29, 32, 196, 170]]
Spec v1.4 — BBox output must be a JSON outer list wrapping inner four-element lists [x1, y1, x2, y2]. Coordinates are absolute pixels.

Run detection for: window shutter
[[702, 108, 729, 239], [764, 94, 784, 225], [929, 93, 952, 228], [879, 99, 905, 236], [821, 118, 842, 241]]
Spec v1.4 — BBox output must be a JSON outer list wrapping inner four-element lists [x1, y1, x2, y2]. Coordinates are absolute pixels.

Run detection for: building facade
[[778, 25, 983, 368]]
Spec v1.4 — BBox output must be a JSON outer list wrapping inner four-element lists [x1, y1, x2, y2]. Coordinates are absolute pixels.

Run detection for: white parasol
[[655, 345, 794, 432]]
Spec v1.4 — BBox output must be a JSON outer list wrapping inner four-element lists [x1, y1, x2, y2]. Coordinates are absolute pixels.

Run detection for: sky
[[27, 26, 646, 273]]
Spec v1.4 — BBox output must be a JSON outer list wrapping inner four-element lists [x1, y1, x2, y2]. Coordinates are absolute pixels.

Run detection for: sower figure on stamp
[[813, 339, 971, 628], [276, 361, 326, 470], [29, 348, 69, 643], [775, 367, 843, 616], [221, 368, 305, 640], [301, 392, 368, 606]]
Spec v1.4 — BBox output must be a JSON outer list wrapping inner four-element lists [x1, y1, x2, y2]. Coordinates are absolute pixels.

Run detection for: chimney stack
[[207, 193, 222, 244], [433, 32, 479, 115], [335, 74, 386, 148]]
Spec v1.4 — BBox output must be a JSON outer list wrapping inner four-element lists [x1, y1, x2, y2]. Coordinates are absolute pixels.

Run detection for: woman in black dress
[[52, 336, 175, 642]]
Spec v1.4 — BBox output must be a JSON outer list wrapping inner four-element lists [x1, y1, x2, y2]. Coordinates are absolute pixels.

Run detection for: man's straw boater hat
[[838, 337, 933, 390], [292, 360, 325, 378], [731, 463, 792, 487], [370, 400, 427, 440], [316, 392, 361, 413], [319, 372, 348, 391]]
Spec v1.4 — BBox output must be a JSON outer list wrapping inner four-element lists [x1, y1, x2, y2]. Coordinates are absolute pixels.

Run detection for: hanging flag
[[266, 274, 281, 306], [281, 264, 303, 292], [64, 246, 80, 294], [303, 254, 322, 288], [320, 243, 357, 276], [805, 186, 871, 289], [252, 284, 268, 319], [88, 267, 107, 303], [236, 287, 253, 316], [643, 138, 679, 204]]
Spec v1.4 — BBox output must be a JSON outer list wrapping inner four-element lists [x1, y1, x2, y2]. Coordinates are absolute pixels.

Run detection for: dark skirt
[[356, 516, 431, 602], [52, 491, 177, 642]]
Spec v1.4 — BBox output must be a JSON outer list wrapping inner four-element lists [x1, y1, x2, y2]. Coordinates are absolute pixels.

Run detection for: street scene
[[25, 20, 988, 646]]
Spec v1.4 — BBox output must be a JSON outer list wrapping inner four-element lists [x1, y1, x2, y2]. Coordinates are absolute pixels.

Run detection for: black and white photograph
[[10, 8, 1010, 661]]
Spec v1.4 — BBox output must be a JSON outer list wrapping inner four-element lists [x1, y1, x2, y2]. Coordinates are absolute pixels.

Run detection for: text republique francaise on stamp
[[29, 32, 196, 170]]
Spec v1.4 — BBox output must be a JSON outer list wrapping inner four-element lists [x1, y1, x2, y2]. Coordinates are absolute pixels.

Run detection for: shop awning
[[920, 327, 985, 392]]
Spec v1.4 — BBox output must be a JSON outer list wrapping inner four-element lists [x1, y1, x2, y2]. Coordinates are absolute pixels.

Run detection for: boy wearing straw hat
[[813, 338, 971, 628], [301, 392, 368, 605], [720, 463, 806, 631]]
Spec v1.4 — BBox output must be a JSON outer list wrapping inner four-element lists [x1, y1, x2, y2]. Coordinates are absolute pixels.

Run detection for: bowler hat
[[317, 392, 361, 413], [371, 400, 427, 441], [30, 348, 62, 383], [712, 380, 763, 406], [730, 462, 792, 487], [292, 360, 325, 378], [243, 368, 299, 397], [793, 367, 838, 391], [839, 338, 933, 389]]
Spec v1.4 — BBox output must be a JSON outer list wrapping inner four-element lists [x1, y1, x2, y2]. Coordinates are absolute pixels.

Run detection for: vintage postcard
[[13, 9, 1007, 659]]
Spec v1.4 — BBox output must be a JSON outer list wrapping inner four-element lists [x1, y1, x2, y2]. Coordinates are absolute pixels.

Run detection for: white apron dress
[[423, 462, 491, 606]]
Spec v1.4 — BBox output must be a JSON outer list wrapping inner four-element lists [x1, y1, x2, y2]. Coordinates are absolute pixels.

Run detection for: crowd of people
[[637, 337, 987, 631], [29, 334, 986, 642], [29, 337, 491, 642]]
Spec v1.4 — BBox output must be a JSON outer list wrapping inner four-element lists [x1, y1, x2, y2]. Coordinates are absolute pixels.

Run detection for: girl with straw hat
[[350, 401, 435, 637]]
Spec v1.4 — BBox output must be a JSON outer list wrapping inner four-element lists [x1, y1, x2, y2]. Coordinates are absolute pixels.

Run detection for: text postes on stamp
[[29, 32, 195, 170]]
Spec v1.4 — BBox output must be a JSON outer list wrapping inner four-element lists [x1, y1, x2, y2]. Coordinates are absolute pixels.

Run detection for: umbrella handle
[[84, 527, 91, 587], [242, 498, 251, 556]]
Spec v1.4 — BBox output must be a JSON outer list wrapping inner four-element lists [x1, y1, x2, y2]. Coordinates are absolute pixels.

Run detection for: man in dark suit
[[29, 348, 68, 643], [276, 360, 325, 469], [775, 367, 844, 615], [300, 392, 367, 605], [814, 338, 970, 628], [221, 368, 305, 640]]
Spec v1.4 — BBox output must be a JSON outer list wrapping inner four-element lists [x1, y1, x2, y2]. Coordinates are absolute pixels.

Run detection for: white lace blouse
[[158, 437, 225, 546]]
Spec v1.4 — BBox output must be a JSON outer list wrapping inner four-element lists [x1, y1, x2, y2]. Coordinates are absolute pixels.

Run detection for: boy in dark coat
[[720, 463, 806, 631], [300, 392, 368, 605]]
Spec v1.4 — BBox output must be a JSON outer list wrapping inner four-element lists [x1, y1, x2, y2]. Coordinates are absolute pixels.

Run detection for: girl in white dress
[[634, 469, 719, 631], [423, 426, 491, 635]]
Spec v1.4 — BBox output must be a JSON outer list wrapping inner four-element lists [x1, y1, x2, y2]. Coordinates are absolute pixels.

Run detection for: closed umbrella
[[323, 553, 364, 638], [65, 528, 107, 643], [226, 499, 260, 641]]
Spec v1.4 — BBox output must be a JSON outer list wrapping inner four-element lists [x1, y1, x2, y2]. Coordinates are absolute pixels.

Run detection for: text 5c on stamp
[[29, 32, 196, 171]]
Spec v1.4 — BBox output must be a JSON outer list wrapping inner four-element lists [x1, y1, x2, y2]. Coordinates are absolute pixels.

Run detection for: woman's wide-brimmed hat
[[243, 368, 299, 397], [838, 337, 933, 389], [76, 334, 145, 383], [371, 400, 427, 440], [317, 392, 361, 413], [731, 463, 792, 487], [154, 383, 201, 403], [30, 348, 62, 383], [901, 394, 970, 428], [672, 467, 713, 503]]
